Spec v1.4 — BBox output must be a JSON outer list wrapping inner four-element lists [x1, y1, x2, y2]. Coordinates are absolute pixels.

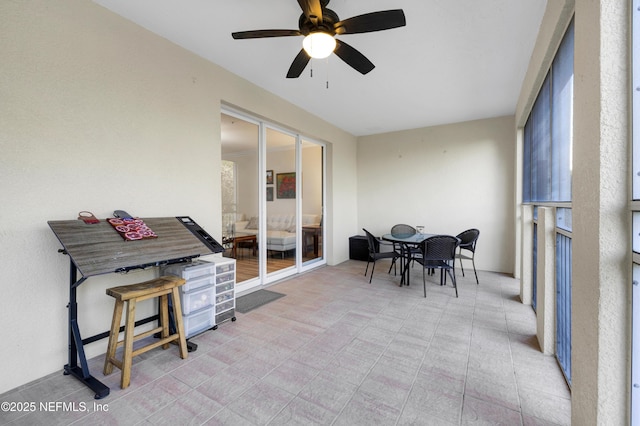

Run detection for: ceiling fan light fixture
[[302, 32, 336, 59]]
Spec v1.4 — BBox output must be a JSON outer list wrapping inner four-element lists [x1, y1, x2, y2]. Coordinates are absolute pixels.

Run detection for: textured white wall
[[572, 0, 630, 424], [357, 116, 516, 274], [0, 0, 357, 394]]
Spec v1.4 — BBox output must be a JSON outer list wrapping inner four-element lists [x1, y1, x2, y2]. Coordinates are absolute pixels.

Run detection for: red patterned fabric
[[107, 218, 157, 241]]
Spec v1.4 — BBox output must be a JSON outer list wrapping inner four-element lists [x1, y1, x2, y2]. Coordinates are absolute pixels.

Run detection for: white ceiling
[[92, 0, 547, 137]]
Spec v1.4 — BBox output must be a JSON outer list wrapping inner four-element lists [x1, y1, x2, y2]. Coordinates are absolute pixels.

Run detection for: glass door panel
[[222, 109, 326, 288], [301, 139, 324, 264], [221, 113, 260, 284], [265, 127, 297, 277]]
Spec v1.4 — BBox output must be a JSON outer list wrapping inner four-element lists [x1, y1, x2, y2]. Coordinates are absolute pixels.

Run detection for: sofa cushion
[[267, 214, 294, 231], [234, 213, 321, 251], [246, 216, 259, 230]]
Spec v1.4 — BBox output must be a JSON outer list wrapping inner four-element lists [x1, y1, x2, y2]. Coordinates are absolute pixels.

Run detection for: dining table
[[381, 232, 434, 286]]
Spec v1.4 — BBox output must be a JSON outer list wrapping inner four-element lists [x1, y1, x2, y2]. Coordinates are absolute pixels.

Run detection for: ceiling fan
[[231, 0, 406, 78]]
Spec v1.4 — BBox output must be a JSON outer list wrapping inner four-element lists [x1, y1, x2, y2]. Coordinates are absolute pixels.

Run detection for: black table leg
[[399, 243, 412, 286], [65, 261, 110, 399]]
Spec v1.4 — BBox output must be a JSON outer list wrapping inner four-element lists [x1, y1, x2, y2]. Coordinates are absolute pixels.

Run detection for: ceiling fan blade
[[286, 49, 311, 78], [232, 29, 302, 39], [297, 0, 323, 25], [334, 9, 406, 35], [333, 39, 374, 75]]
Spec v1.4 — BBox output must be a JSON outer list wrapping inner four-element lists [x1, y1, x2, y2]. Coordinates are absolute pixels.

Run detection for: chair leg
[[159, 294, 170, 350], [369, 260, 376, 283], [472, 257, 479, 284], [449, 269, 458, 298], [103, 299, 123, 376], [121, 298, 137, 389], [170, 287, 188, 359], [364, 259, 371, 277], [422, 266, 427, 298]]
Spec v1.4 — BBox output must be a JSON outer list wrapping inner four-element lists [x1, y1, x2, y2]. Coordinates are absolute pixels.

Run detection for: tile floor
[[1, 260, 571, 425]]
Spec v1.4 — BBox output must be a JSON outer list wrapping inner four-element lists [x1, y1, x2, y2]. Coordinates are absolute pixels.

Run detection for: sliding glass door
[[220, 113, 260, 284], [221, 109, 325, 290], [265, 126, 297, 278], [301, 139, 324, 266]]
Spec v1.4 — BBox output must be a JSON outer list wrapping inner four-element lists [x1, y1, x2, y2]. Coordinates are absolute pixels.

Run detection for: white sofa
[[234, 213, 321, 254]]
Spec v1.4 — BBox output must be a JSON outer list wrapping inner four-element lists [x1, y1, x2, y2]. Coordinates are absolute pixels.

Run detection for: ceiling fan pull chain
[[326, 57, 330, 89]]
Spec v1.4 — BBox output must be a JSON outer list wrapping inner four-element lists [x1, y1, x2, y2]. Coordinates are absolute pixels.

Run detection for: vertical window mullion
[[632, 4, 640, 424], [524, 119, 532, 203]]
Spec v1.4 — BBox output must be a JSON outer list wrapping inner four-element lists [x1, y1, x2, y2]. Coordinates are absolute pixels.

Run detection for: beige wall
[[357, 116, 516, 274], [0, 0, 357, 394]]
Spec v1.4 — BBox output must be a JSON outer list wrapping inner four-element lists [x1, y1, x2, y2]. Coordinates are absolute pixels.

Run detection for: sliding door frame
[[222, 107, 327, 291]]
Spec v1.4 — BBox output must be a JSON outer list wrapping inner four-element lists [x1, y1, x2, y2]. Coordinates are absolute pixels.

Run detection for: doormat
[[235, 289, 285, 313]]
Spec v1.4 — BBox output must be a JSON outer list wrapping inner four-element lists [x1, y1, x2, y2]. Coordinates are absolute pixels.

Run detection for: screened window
[[523, 20, 574, 203], [522, 18, 574, 387], [556, 208, 572, 385], [528, 75, 551, 201], [551, 27, 574, 200]]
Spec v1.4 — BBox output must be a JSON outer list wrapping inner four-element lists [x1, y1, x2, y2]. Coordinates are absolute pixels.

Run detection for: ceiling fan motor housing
[[298, 8, 340, 36]]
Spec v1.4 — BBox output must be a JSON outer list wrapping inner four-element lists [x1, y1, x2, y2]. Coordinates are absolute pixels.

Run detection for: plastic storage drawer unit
[[216, 262, 234, 275], [183, 307, 215, 338], [216, 300, 234, 314], [180, 285, 215, 315], [216, 271, 234, 284], [215, 292, 233, 304], [163, 260, 216, 291], [212, 258, 236, 327], [216, 282, 233, 293]]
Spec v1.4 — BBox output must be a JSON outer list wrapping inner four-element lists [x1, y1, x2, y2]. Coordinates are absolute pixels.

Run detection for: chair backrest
[[362, 228, 380, 254], [456, 229, 480, 253], [420, 235, 460, 262], [391, 224, 416, 238]]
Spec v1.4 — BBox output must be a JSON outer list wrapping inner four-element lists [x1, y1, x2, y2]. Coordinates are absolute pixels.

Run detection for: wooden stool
[[103, 276, 188, 389]]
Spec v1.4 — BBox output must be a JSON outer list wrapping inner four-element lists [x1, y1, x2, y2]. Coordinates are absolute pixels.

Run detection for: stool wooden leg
[[170, 287, 188, 359], [160, 294, 170, 350], [120, 299, 136, 389], [103, 299, 123, 376]]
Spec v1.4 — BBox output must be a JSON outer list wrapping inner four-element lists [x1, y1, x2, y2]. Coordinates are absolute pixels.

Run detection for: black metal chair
[[455, 228, 480, 284], [414, 235, 460, 298], [363, 228, 399, 283], [390, 224, 417, 237], [390, 224, 422, 267]]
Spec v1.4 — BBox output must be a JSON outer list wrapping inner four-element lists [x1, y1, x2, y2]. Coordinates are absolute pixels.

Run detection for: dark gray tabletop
[[381, 233, 434, 244]]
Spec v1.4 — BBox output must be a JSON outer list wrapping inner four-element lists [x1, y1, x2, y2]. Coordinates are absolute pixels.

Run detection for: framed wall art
[[266, 186, 274, 201], [266, 170, 274, 185], [276, 172, 295, 199]]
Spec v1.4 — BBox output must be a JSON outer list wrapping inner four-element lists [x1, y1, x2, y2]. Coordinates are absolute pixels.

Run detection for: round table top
[[381, 233, 434, 244]]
